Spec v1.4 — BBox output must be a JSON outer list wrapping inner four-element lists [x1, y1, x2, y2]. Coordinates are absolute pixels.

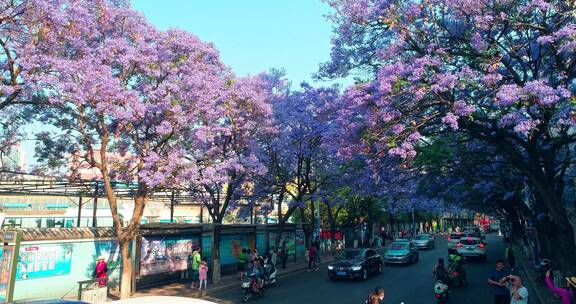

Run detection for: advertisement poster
[[16, 244, 73, 280], [220, 235, 248, 266], [139, 237, 199, 275], [0, 246, 13, 302], [95, 241, 121, 269], [296, 230, 305, 257]]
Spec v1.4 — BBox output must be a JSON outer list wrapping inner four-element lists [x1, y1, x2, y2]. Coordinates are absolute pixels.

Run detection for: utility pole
[[170, 191, 175, 223], [316, 200, 321, 240], [412, 208, 415, 237], [77, 194, 82, 227], [92, 182, 99, 228]]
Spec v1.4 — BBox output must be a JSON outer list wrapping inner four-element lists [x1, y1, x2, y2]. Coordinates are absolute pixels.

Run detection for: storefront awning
[[3, 203, 32, 208], [45, 204, 69, 209]]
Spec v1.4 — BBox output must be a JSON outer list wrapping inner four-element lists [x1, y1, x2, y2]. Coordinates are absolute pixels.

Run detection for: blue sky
[[23, 0, 347, 168], [132, 0, 346, 86]]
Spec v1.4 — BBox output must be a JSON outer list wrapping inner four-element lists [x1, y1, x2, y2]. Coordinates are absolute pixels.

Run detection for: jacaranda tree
[[324, 0, 576, 272], [185, 74, 273, 283], [26, 0, 227, 297]]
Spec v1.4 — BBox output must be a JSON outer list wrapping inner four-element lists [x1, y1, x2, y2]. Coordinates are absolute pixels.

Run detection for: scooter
[[434, 280, 449, 303], [263, 261, 277, 287], [447, 254, 467, 287], [535, 259, 551, 285], [241, 273, 264, 303]]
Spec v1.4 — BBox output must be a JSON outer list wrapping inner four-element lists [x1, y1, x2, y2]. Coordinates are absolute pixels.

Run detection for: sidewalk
[[128, 253, 335, 299], [514, 244, 559, 304]]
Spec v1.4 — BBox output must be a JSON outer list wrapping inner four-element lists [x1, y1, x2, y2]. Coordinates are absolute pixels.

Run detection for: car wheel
[[362, 269, 368, 280]]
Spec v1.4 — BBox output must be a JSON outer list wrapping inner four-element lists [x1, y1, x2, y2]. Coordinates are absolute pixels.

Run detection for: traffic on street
[[206, 233, 520, 304]]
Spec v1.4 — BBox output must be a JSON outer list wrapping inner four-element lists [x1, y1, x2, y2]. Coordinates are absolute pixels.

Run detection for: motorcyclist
[[433, 258, 449, 282], [448, 254, 466, 285], [247, 259, 265, 293]]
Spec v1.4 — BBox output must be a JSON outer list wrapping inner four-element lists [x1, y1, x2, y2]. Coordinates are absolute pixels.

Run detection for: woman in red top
[[307, 244, 318, 272], [95, 256, 108, 287]]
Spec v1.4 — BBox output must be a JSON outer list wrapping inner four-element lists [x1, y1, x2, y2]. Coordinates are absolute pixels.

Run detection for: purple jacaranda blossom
[[442, 113, 459, 130]]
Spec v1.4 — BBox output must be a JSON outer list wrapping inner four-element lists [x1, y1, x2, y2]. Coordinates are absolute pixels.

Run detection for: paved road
[[206, 234, 514, 304]]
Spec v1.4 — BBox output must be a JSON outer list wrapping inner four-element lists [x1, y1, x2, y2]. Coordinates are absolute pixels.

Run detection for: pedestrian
[[189, 247, 201, 289], [198, 260, 208, 290], [248, 249, 255, 263], [326, 238, 333, 255], [505, 244, 516, 272], [269, 247, 277, 266], [488, 260, 511, 304], [366, 285, 385, 304], [314, 238, 321, 263], [499, 275, 528, 304], [238, 248, 247, 273], [307, 244, 318, 271], [280, 241, 288, 269], [94, 256, 108, 287], [545, 270, 575, 304]]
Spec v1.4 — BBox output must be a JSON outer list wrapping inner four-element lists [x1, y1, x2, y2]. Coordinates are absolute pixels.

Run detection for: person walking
[[238, 248, 247, 273], [269, 247, 277, 266], [198, 260, 208, 290], [314, 238, 321, 263], [190, 248, 202, 289], [307, 244, 318, 271], [280, 241, 288, 269], [488, 260, 511, 304], [505, 244, 516, 272], [545, 270, 575, 304]]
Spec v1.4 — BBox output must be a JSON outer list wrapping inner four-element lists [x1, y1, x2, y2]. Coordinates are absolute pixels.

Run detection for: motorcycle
[[434, 280, 450, 303], [447, 254, 467, 287], [262, 260, 277, 287], [535, 259, 552, 285], [241, 273, 264, 303]]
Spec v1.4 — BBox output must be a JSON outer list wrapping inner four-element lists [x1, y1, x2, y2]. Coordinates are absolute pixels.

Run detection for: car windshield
[[414, 235, 428, 240], [389, 243, 408, 250], [339, 250, 362, 259], [450, 234, 462, 239], [460, 239, 480, 245]]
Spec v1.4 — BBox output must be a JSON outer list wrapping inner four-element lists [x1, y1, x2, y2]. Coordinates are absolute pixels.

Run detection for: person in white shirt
[[499, 275, 528, 304]]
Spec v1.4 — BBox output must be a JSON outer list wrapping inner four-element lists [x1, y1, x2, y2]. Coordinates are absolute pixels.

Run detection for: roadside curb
[[515, 244, 547, 304], [203, 257, 334, 297]]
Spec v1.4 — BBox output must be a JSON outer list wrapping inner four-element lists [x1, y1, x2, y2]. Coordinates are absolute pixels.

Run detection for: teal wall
[[13, 240, 122, 300]]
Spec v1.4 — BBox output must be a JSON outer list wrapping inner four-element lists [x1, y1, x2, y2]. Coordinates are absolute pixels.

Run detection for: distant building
[[68, 149, 133, 180], [0, 143, 25, 171]]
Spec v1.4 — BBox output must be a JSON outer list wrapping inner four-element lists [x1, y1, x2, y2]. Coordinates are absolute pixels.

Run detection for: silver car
[[384, 241, 419, 264], [413, 234, 435, 249], [456, 237, 487, 262]]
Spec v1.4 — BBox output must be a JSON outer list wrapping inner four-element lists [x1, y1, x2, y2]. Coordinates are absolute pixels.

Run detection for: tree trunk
[[532, 187, 576, 273], [211, 224, 222, 284], [119, 239, 132, 299]]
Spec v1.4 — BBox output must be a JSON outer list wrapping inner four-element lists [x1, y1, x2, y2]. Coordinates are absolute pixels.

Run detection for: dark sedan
[[328, 248, 383, 280]]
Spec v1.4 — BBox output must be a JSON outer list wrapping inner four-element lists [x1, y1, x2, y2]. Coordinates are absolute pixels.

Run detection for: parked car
[[456, 237, 487, 262], [447, 233, 464, 254], [328, 248, 383, 280], [413, 234, 435, 249], [384, 241, 419, 265]]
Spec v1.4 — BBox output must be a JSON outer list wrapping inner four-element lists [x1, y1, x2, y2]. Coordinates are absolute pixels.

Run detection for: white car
[[456, 237, 487, 262], [112, 297, 218, 304]]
